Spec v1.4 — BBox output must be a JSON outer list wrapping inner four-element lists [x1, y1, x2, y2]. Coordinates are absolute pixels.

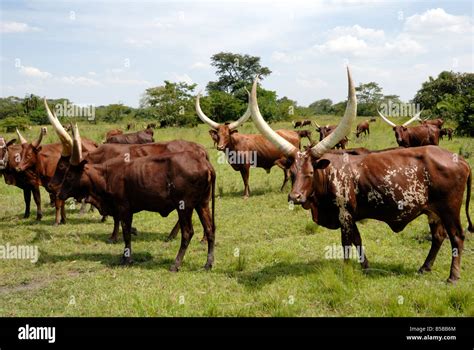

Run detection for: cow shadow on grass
[[231, 259, 417, 290], [218, 188, 275, 199], [83, 230, 177, 243]]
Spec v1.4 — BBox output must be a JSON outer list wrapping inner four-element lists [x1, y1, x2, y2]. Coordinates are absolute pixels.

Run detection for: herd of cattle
[[0, 67, 471, 283]]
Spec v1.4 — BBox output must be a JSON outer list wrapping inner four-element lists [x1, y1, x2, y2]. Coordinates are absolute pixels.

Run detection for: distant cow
[[196, 92, 301, 198], [369, 117, 377, 122], [105, 128, 154, 144], [59, 124, 216, 271], [294, 120, 311, 128], [440, 128, 453, 141], [296, 130, 312, 143], [355, 120, 370, 138], [147, 123, 156, 129], [315, 124, 348, 149], [421, 118, 444, 129], [378, 111, 439, 147], [105, 129, 123, 141]]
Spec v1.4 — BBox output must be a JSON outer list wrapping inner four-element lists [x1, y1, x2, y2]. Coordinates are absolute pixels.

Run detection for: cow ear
[[230, 129, 239, 134], [6, 139, 16, 147], [315, 159, 330, 170], [33, 146, 42, 153], [402, 126, 408, 131], [209, 129, 218, 140], [79, 159, 88, 168]]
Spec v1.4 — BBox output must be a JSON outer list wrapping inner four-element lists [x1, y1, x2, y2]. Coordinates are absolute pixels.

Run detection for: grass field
[[0, 116, 473, 317]]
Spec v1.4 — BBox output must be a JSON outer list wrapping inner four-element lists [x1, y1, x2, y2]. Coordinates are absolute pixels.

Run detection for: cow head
[[196, 92, 251, 151], [57, 124, 88, 201], [0, 137, 16, 170], [15, 127, 47, 172], [249, 67, 357, 207], [42, 98, 76, 195], [377, 110, 422, 147]]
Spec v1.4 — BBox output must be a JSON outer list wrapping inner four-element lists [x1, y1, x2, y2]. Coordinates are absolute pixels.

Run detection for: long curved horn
[[311, 67, 357, 157], [16, 128, 27, 144], [70, 123, 83, 166], [195, 92, 220, 129], [402, 109, 423, 127], [314, 121, 321, 129], [250, 77, 297, 156], [228, 90, 251, 130], [377, 110, 396, 127], [44, 98, 73, 156], [32, 127, 47, 148]]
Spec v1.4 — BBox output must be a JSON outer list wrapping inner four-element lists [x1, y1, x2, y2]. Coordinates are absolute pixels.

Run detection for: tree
[[206, 52, 271, 95], [413, 71, 474, 136], [308, 99, 333, 115], [141, 81, 197, 127], [355, 82, 384, 116]]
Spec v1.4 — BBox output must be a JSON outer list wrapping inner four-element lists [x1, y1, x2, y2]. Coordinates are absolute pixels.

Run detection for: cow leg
[[165, 221, 181, 242], [32, 187, 42, 221], [120, 215, 133, 265], [340, 227, 352, 264], [53, 197, 63, 226], [240, 167, 250, 199], [274, 159, 289, 191], [60, 200, 66, 224], [107, 216, 121, 243], [419, 220, 447, 274], [170, 209, 194, 272], [196, 205, 214, 270], [351, 223, 369, 269], [441, 216, 465, 283], [23, 188, 31, 219], [101, 215, 107, 222]]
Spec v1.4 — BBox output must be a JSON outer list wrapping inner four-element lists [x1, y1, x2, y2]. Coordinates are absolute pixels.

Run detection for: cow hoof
[[165, 235, 175, 242], [447, 277, 459, 284], [243, 195, 249, 200], [169, 265, 179, 272], [36, 213, 43, 221], [107, 237, 119, 244], [53, 222, 59, 227], [200, 238, 207, 245], [131, 227, 138, 236], [23, 213, 30, 219], [101, 216, 107, 223], [418, 266, 431, 274], [120, 257, 133, 265], [204, 263, 213, 271]]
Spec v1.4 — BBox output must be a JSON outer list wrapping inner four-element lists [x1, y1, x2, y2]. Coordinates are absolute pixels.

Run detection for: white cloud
[[315, 35, 368, 56], [329, 25, 385, 40], [105, 77, 150, 86], [296, 76, 328, 89], [125, 38, 153, 48], [0, 21, 40, 33], [189, 61, 209, 70], [19, 66, 51, 78], [405, 8, 473, 35], [271, 51, 302, 63], [59, 76, 100, 86]]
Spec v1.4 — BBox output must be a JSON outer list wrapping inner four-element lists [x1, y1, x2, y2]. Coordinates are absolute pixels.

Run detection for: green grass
[[0, 116, 473, 316]]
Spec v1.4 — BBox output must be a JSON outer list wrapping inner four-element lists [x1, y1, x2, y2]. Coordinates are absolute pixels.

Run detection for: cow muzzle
[[288, 192, 306, 205]]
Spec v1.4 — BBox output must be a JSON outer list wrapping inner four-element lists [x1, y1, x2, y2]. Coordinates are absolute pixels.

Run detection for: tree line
[[1, 52, 472, 135]]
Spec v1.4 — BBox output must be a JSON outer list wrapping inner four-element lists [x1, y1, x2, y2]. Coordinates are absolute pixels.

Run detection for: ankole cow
[[45, 101, 210, 243], [250, 67, 472, 283], [105, 128, 154, 144], [421, 118, 444, 129], [15, 105, 98, 225], [378, 110, 440, 147], [355, 120, 370, 138], [196, 92, 301, 198], [0, 137, 43, 220], [440, 128, 454, 141], [58, 124, 216, 271], [314, 123, 348, 149]]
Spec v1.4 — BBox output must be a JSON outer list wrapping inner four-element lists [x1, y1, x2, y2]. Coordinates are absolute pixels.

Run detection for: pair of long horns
[[250, 67, 357, 157], [16, 127, 47, 148], [44, 98, 73, 156], [377, 110, 422, 127], [196, 91, 251, 130]]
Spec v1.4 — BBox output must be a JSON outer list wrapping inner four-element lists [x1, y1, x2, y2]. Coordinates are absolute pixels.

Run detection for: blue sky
[[1, 0, 472, 107]]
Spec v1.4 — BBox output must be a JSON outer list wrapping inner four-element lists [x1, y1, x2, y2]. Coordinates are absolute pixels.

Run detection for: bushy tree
[[308, 98, 333, 115]]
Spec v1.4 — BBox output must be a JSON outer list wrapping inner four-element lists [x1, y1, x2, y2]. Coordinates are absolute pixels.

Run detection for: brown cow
[[15, 110, 98, 225], [421, 118, 444, 129], [315, 124, 348, 149], [296, 130, 312, 143], [105, 129, 123, 141], [355, 120, 370, 138], [440, 128, 454, 141], [58, 124, 216, 271], [105, 128, 154, 144], [0, 137, 43, 220], [250, 68, 473, 283], [378, 111, 440, 147], [196, 92, 301, 198], [294, 120, 311, 128]]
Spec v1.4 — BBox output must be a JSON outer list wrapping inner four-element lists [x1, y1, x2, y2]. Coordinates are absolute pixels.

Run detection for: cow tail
[[466, 167, 473, 232]]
